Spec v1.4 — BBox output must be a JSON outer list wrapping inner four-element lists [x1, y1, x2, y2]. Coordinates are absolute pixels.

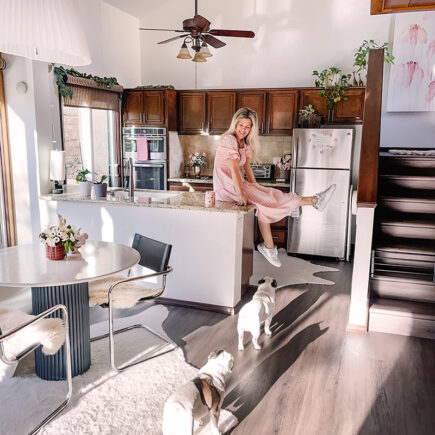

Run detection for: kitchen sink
[[110, 190, 182, 202]]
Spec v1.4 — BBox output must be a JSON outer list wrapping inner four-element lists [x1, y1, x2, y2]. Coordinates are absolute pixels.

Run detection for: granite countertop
[[168, 177, 290, 188], [40, 189, 256, 215]]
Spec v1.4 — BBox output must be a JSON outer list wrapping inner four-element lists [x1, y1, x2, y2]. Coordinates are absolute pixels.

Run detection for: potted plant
[[76, 168, 92, 197], [312, 67, 351, 122], [92, 175, 108, 198], [189, 152, 207, 178], [353, 40, 394, 85], [275, 156, 291, 182], [298, 104, 321, 128], [39, 214, 87, 260]]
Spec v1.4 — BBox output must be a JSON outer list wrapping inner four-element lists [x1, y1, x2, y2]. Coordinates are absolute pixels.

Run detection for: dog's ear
[[208, 349, 224, 360], [271, 279, 278, 288], [258, 278, 265, 285]]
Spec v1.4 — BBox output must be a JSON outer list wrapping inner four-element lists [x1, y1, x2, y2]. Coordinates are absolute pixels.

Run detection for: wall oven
[[123, 126, 167, 161], [133, 162, 167, 190]]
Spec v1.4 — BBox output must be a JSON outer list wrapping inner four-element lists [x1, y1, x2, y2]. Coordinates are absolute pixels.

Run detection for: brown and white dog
[[237, 276, 277, 350], [162, 350, 234, 435]]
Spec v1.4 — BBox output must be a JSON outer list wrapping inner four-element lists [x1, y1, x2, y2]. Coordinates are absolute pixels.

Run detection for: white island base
[[41, 192, 255, 313]]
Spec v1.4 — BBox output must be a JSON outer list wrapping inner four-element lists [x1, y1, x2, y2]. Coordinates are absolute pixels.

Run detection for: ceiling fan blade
[[157, 34, 189, 45], [140, 28, 186, 32], [202, 34, 226, 49], [209, 29, 255, 38]]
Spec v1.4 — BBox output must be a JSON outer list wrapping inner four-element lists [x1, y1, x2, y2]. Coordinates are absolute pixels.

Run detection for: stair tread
[[377, 217, 435, 227], [372, 270, 435, 284], [379, 174, 435, 181], [374, 237, 435, 255], [379, 193, 435, 201], [370, 297, 435, 319]]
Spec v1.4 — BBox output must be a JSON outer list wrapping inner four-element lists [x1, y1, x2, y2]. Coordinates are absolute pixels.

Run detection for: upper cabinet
[[266, 90, 298, 135], [122, 89, 177, 130], [178, 92, 207, 134], [236, 91, 267, 134], [207, 92, 236, 134], [371, 0, 435, 14], [298, 87, 365, 124]]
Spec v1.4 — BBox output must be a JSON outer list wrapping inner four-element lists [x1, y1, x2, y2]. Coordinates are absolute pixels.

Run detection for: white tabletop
[[0, 241, 140, 287]]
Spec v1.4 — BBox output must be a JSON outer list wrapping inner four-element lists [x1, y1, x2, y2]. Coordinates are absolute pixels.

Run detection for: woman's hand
[[237, 193, 248, 206]]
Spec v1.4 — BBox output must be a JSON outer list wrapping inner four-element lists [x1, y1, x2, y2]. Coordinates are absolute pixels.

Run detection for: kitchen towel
[[136, 137, 149, 161]]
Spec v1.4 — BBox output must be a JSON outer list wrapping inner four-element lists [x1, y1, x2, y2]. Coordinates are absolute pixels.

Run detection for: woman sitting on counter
[[213, 107, 335, 268]]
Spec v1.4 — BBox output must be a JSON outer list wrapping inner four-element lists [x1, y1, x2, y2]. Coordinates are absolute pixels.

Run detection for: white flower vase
[[78, 181, 91, 197], [194, 166, 201, 178]]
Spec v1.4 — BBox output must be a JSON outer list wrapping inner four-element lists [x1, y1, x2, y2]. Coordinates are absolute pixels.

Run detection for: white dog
[[237, 276, 277, 350], [162, 350, 234, 435]]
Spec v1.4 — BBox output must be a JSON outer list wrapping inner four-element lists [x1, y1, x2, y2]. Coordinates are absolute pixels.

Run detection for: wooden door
[[207, 92, 236, 134], [143, 91, 165, 125], [236, 91, 267, 134], [266, 90, 298, 135], [178, 92, 207, 134], [123, 91, 143, 125]]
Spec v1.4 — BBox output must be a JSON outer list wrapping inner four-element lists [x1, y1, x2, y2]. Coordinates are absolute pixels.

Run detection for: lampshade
[[177, 43, 192, 60], [198, 42, 212, 58], [192, 52, 207, 63], [50, 150, 65, 181], [0, 0, 91, 66]]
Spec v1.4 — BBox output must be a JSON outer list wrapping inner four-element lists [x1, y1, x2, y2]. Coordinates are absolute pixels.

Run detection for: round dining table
[[0, 241, 140, 380]]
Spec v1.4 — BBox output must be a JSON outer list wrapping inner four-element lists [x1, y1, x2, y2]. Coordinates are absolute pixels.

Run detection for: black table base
[[32, 283, 91, 380]]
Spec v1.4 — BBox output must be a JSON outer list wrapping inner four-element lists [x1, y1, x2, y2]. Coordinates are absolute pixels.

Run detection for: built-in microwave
[[123, 127, 167, 161], [133, 162, 167, 190]]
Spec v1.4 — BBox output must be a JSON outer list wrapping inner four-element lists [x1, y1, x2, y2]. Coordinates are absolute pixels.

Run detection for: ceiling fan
[[139, 0, 255, 61]]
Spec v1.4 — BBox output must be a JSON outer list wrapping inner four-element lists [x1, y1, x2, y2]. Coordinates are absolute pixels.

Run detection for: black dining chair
[[89, 233, 176, 372], [0, 304, 72, 434]]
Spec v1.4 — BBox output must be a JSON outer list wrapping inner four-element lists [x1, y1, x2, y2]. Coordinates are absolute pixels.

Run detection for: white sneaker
[[257, 243, 281, 267], [313, 184, 336, 212]]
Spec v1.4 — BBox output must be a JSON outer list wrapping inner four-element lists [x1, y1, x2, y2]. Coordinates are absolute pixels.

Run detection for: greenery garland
[[50, 64, 120, 99], [135, 85, 175, 90]]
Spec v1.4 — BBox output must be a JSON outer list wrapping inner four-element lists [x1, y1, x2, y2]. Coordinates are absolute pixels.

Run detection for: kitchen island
[[40, 190, 255, 313]]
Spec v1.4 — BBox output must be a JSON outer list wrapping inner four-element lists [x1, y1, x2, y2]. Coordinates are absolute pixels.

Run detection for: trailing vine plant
[[312, 67, 351, 110], [50, 64, 120, 99]]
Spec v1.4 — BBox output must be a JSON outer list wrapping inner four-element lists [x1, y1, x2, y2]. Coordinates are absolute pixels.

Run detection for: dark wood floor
[[159, 259, 435, 435]]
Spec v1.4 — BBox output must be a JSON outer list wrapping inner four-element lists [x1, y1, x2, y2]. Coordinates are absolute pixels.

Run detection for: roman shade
[[63, 75, 123, 111]]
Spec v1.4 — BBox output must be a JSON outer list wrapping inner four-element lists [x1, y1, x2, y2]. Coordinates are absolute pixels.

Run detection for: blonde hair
[[221, 107, 260, 162]]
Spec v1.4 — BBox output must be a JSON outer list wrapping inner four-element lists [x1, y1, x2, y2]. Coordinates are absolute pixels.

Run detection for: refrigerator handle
[[290, 135, 298, 193]]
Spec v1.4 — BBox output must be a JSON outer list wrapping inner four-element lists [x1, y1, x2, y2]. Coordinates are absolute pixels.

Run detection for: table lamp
[[50, 150, 65, 194]]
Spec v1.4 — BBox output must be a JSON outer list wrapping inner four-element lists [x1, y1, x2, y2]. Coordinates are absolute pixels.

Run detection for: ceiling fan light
[[198, 42, 212, 58], [192, 52, 207, 62], [177, 43, 192, 59]]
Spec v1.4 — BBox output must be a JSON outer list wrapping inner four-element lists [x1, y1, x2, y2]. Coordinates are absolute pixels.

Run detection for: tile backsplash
[[173, 135, 292, 177]]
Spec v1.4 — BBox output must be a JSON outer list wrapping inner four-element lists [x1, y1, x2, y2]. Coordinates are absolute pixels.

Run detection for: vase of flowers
[[275, 160, 291, 182], [39, 214, 88, 260], [189, 152, 207, 178]]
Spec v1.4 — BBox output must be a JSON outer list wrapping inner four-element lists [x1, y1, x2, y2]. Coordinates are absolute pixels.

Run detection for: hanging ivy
[[135, 85, 175, 90], [50, 64, 120, 99]]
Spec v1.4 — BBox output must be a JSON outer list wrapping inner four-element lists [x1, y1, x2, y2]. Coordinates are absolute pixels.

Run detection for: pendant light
[[198, 42, 212, 58], [192, 52, 207, 63], [0, 0, 91, 66]]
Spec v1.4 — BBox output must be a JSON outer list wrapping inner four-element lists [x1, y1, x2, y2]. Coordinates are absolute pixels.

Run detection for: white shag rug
[[250, 249, 339, 287], [0, 306, 237, 435]]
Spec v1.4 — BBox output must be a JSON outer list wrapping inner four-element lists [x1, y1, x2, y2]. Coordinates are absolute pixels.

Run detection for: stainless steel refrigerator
[[287, 128, 353, 260]]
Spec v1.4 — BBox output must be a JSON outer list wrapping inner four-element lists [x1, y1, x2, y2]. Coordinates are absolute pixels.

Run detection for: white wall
[[137, 0, 433, 147], [3, 0, 141, 244]]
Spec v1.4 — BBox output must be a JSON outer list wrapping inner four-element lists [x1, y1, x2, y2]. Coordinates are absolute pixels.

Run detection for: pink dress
[[213, 135, 301, 224]]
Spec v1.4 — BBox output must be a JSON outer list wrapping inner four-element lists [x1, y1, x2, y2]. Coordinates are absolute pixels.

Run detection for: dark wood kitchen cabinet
[[169, 181, 213, 192], [207, 92, 236, 134], [298, 87, 365, 124], [122, 89, 177, 129], [236, 91, 267, 134], [178, 91, 207, 134], [266, 90, 298, 135]]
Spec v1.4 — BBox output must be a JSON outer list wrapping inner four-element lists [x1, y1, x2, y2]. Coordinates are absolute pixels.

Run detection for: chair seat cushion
[[88, 275, 162, 309]]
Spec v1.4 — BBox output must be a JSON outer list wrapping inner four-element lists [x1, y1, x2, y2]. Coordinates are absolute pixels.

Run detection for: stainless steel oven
[[123, 127, 167, 161], [133, 162, 167, 190]]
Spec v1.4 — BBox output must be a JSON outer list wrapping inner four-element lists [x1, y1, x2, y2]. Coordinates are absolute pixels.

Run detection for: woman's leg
[[258, 220, 274, 248], [298, 196, 317, 206]]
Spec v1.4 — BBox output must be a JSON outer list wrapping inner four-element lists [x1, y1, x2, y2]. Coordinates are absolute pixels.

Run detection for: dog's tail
[[162, 399, 193, 435]]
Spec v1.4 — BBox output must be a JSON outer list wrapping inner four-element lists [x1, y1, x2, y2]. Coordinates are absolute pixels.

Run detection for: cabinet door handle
[[267, 123, 271, 134], [261, 122, 264, 134], [202, 122, 205, 132]]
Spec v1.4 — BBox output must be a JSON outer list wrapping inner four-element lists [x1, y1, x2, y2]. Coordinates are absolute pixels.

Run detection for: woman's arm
[[228, 158, 248, 205], [243, 158, 257, 184]]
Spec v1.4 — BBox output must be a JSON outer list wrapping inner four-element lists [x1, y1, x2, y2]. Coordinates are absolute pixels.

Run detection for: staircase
[[368, 152, 435, 339]]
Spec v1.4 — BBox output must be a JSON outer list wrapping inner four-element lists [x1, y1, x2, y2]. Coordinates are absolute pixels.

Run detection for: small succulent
[[299, 104, 317, 117]]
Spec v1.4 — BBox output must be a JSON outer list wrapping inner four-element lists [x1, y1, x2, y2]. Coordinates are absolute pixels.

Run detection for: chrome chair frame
[[0, 304, 72, 435], [91, 267, 177, 372]]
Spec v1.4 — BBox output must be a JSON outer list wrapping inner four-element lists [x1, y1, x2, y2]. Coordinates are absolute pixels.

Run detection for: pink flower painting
[[387, 12, 435, 111]]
